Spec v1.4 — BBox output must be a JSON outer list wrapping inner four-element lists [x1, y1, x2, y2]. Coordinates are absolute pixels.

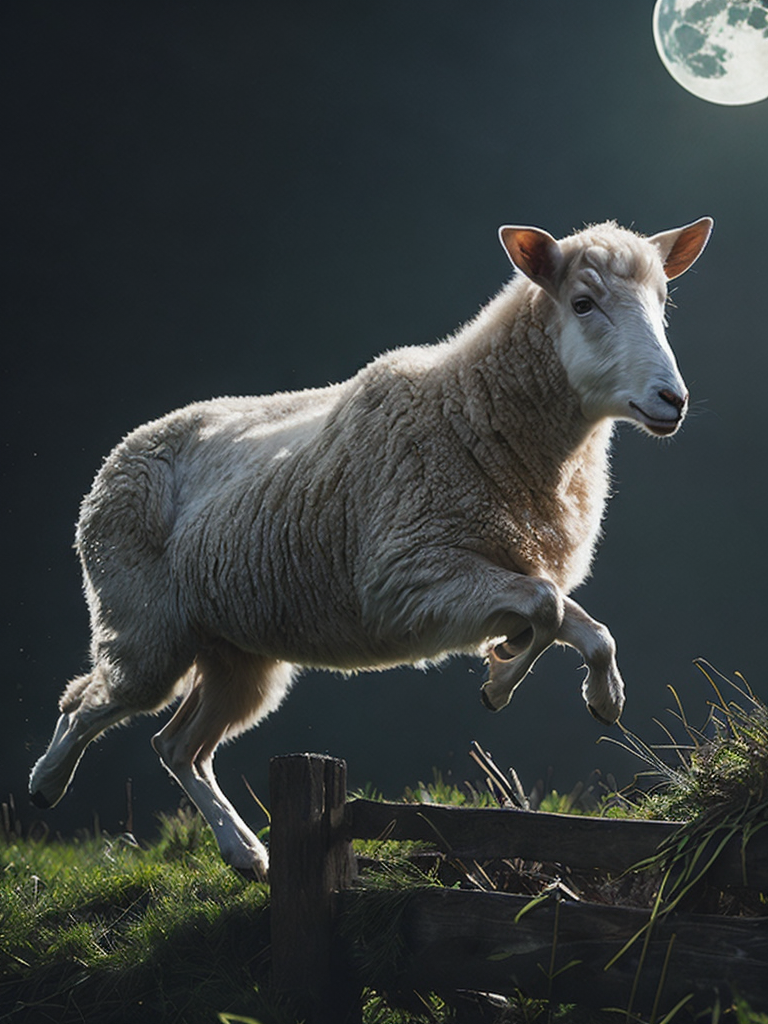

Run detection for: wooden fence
[[268, 753, 768, 1024]]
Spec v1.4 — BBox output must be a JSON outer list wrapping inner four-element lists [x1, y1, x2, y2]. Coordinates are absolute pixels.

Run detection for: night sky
[[4, 2, 767, 840]]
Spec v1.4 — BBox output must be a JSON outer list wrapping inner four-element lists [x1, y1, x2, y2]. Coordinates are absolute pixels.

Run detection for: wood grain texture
[[345, 798, 768, 889], [339, 887, 768, 1014], [270, 754, 360, 1023]]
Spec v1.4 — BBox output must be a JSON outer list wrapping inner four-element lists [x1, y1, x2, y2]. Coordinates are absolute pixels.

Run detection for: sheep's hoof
[[587, 703, 618, 727], [233, 863, 269, 884], [30, 789, 52, 810], [224, 843, 269, 883]]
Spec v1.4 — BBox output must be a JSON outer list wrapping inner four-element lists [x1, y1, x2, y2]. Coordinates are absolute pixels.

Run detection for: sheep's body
[[30, 217, 712, 877], [86, 290, 608, 678]]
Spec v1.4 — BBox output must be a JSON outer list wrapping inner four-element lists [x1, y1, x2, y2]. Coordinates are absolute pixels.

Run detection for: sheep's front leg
[[484, 593, 624, 724], [478, 576, 564, 711], [558, 595, 624, 725]]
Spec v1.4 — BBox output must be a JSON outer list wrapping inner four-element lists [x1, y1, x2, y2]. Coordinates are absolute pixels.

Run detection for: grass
[[601, 662, 768, 917], [0, 811, 271, 1023], [605, 662, 768, 826]]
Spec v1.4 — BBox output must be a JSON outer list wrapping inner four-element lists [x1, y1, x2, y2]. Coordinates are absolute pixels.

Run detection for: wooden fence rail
[[269, 754, 768, 1023]]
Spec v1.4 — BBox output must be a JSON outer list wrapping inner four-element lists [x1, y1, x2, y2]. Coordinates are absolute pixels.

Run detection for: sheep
[[29, 216, 713, 878]]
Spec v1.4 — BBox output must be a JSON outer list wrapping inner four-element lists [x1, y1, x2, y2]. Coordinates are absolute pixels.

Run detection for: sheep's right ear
[[498, 226, 563, 298]]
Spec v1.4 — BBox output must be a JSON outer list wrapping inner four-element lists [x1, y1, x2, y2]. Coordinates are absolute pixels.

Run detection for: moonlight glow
[[653, 0, 768, 105]]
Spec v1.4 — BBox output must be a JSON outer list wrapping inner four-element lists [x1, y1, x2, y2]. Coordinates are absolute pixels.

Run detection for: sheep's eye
[[572, 296, 594, 316]]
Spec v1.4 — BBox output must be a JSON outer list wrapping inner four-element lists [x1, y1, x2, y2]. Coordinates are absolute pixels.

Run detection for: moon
[[653, 0, 768, 105]]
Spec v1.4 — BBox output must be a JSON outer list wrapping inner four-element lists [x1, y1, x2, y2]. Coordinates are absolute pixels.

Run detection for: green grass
[[0, 811, 270, 1023], [605, 663, 768, 826], [600, 664, 768, 917]]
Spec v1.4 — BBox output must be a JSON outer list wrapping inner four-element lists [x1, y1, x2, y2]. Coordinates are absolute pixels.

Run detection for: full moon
[[653, 0, 768, 105]]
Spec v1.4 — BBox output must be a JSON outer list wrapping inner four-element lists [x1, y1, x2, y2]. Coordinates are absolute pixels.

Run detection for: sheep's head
[[499, 218, 713, 436]]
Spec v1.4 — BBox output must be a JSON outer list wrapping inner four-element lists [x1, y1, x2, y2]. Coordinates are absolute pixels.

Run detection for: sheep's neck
[[449, 302, 598, 486], [438, 291, 612, 587]]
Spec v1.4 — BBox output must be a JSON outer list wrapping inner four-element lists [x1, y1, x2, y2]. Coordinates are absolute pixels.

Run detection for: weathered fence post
[[269, 753, 360, 1023]]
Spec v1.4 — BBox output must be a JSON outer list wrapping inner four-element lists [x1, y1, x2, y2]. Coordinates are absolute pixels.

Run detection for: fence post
[[269, 753, 360, 1023]]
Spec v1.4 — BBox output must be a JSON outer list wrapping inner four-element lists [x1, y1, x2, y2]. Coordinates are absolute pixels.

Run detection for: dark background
[[3, 2, 766, 841]]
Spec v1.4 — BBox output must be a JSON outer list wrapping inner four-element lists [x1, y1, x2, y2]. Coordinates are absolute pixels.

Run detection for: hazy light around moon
[[653, 0, 768, 105]]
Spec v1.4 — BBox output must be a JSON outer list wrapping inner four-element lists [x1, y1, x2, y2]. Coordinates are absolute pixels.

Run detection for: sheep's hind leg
[[152, 687, 268, 878], [151, 645, 294, 880], [29, 671, 131, 809]]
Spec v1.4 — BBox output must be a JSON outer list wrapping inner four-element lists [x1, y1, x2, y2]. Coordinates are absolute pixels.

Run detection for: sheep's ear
[[649, 217, 713, 280], [498, 226, 563, 297]]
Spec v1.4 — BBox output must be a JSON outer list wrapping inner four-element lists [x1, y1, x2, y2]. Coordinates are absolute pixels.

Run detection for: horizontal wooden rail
[[336, 886, 768, 1015], [345, 798, 768, 890]]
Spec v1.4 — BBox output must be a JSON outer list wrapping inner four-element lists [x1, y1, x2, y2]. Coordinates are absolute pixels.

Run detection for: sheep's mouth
[[628, 402, 680, 437]]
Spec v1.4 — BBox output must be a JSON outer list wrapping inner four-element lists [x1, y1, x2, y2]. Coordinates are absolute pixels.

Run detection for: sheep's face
[[556, 249, 685, 435], [499, 218, 713, 436]]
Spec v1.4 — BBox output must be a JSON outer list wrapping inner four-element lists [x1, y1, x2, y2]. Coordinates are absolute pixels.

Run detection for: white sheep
[[29, 216, 712, 877]]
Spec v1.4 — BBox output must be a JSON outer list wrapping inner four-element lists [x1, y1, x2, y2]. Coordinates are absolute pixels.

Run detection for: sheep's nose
[[658, 388, 688, 414]]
